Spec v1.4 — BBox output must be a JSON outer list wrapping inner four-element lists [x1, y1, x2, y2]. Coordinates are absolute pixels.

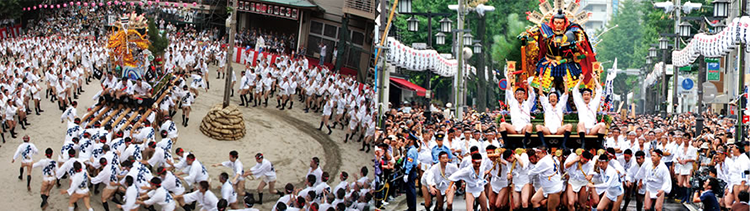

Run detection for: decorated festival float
[[108, 12, 159, 81], [76, 11, 175, 135], [498, 0, 613, 151]]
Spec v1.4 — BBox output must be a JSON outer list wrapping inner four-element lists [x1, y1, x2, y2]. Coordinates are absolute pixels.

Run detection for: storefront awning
[[390, 77, 426, 97]]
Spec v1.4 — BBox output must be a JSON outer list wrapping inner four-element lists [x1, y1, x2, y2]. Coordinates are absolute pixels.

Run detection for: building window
[[346, 48, 361, 68], [311, 21, 323, 34], [308, 20, 341, 64], [324, 24, 338, 38], [351, 31, 365, 46]]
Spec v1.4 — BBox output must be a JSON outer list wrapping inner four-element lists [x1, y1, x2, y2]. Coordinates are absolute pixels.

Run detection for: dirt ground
[[0, 62, 373, 211]]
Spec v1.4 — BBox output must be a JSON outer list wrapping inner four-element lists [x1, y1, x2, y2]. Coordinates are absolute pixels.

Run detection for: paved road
[[383, 193, 689, 211]]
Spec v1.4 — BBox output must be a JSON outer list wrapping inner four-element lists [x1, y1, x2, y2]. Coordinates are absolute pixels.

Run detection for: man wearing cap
[[432, 132, 453, 165], [572, 77, 606, 150], [499, 75, 535, 149], [634, 149, 671, 211], [588, 154, 624, 211], [402, 134, 419, 211]]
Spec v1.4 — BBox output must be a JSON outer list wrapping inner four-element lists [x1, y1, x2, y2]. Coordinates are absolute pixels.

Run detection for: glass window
[[346, 49, 361, 68], [310, 21, 323, 35], [306, 36, 321, 57], [324, 24, 338, 38], [351, 31, 365, 46]]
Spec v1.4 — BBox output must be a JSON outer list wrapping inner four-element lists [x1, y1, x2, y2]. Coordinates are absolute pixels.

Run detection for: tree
[[148, 17, 169, 56], [595, 0, 645, 70], [489, 13, 526, 70], [0, 0, 22, 21], [392, 0, 536, 108]]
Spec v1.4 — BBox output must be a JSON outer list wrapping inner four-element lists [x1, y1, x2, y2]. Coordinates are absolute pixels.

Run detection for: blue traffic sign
[[682, 78, 694, 90]]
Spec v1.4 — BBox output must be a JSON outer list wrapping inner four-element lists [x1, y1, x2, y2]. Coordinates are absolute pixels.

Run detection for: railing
[[342, 0, 376, 20]]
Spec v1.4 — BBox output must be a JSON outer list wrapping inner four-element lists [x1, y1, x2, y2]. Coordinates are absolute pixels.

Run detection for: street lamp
[[463, 33, 473, 46], [435, 32, 446, 45], [649, 47, 657, 58], [440, 17, 452, 33], [714, 22, 726, 33], [659, 37, 669, 50], [658, 37, 669, 117], [645, 56, 653, 114], [473, 42, 482, 54], [398, 0, 412, 14], [679, 22, 692, 37], [407, 17, 419, 32], [713, 0, 730, 18]]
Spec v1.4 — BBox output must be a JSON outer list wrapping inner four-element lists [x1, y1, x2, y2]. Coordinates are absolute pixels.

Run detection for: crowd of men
[[5, 4, 376, 211], [7, 3, 750, 211], [236, 28, 298, 56], [367, 78, 750, 211]]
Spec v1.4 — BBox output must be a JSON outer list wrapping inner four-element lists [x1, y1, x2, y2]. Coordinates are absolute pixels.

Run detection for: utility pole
[[455, 0, 464, 120], [673, 0, 681, 114], [662, 48, 668, 118], [222, 0, 237, 108], [696, 55, 705, 133], [738, 0, 746, 141]]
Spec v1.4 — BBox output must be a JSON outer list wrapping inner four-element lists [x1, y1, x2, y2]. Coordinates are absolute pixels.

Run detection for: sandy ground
[[0, 62, 373, 211]]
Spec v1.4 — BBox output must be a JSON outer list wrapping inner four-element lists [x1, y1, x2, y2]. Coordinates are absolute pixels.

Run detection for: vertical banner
[[706, 58, 720, 81]]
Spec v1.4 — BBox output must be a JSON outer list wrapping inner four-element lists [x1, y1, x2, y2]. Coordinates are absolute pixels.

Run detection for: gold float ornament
[[526, 0, 590, 26], [575, 148, 583, 155], [555, 149, 563, 157], [107, 14, 151, 68], [597, 149, 606, 156], [565, 68, 580, 92], [515, 148, 526, 155]]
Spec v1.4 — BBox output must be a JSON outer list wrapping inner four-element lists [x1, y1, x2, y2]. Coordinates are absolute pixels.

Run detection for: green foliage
[[489, 13, 527, 69], [595, 0, 645, 70], [392, 0, 536, 64], [148, 18, 169, 56], [0, 0, 22, 20], [392, 0, 534, 105]]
